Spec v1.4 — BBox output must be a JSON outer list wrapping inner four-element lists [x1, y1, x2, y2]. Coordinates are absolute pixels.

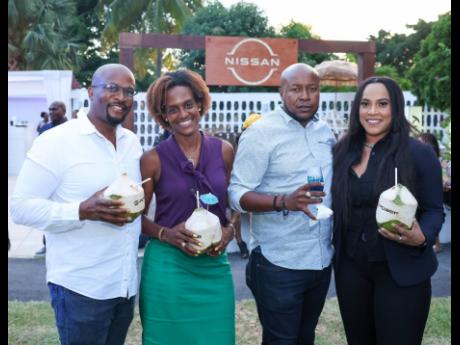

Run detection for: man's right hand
[[285, 183, 325, 220], [79, 188, 131, 226]]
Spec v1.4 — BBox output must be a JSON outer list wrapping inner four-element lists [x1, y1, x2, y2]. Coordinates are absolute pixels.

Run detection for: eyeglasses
[[92, 83, 137, 98]]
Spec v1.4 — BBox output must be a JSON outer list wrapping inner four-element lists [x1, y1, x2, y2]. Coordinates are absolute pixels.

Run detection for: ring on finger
[[181, 241, 186, 248], [398, 235, 402, 242], [305, 191, 311, 198]]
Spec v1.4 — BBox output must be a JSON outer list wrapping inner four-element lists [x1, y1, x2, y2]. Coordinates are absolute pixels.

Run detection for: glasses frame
[[92, 83, 137, 98]]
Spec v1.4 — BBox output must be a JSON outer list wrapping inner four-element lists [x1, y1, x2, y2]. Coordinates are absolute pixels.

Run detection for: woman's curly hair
[[146, 69, 211, 132]]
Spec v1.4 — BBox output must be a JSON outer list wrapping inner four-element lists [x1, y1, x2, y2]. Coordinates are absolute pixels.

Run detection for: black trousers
[[335, 253, 431, 345], [246, 247, 331, 345]]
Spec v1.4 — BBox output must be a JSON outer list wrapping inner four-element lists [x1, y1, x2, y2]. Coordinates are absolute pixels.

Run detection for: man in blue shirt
[[38, 101, 68, 134], [229, 63, 335, 345]]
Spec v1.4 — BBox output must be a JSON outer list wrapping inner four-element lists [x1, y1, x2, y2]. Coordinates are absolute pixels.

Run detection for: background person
[[11, 64, 142, 345], [229, 63, 335, 345], [332, 76, 444, 345], [139, 69, 235, 345], [36, 111, 49, 133], [38, 101, 68, 134]]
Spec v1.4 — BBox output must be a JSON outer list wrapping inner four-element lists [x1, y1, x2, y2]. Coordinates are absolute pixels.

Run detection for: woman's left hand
[[378, 219, 426, 247], [208, 225, 234, 257]]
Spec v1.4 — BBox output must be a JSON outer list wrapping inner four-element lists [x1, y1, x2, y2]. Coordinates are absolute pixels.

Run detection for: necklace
[[187, 157, 195, 166], [363, 142, 375, 149]]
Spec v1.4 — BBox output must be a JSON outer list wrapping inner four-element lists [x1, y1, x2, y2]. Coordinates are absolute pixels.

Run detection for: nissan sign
[[205, 36, 298, 86]]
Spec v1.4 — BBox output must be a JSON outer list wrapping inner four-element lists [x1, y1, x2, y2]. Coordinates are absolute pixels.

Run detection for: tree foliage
[[408, 12, 451, 112], [178, 0, 276, 82], [279, 20, 335, 67], [374, 65, 411, 90], [8, 0, 83, 71], [100, 0, 203, 45], [99, 0, 203, 83], [369, 19, 433, 77]]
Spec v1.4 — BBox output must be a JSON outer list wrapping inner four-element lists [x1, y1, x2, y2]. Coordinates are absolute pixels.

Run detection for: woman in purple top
[[139, 70, 235, 345]]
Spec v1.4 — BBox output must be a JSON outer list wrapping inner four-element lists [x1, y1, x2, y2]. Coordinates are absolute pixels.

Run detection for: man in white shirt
[[11, 64, 143, 345]]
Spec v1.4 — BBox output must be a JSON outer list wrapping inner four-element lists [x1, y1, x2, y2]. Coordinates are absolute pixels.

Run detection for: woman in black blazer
[[331, 76, 444, 345]]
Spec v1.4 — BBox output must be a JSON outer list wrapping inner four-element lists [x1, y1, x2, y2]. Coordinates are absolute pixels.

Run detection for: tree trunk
[[155, 49, 163, 79]]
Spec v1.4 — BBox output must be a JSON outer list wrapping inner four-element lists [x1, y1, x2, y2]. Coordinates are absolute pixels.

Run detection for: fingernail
[[192, 234, 198, 238], [198, 242, 203, 247]]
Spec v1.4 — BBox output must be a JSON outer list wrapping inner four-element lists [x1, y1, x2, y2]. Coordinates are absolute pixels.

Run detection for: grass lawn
[[8, 297, 450, 344]]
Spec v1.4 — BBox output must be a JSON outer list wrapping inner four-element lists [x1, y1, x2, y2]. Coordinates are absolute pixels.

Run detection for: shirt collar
[[277, 105, 319, 128], [77, 114, 126, 140], [372, 133, 391, 150]]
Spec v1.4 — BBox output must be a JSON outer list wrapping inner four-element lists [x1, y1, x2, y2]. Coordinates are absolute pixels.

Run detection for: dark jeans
[[48, 283, 135, 345], [246, 247, 331, 345], [335, 253, 431, 345]]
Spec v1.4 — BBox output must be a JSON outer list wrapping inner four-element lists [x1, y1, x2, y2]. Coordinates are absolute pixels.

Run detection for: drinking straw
[[395, 167, 398, 186], [137, 178, 151, 186], [196, 191, 200, 209]]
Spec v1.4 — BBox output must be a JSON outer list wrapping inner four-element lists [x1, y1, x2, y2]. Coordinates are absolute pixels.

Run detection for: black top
[[334, 136, 445, 287], [345, 138, 387, 261]]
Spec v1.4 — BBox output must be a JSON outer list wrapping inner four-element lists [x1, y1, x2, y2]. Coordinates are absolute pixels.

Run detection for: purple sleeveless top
[[154, 133, 229, 228]]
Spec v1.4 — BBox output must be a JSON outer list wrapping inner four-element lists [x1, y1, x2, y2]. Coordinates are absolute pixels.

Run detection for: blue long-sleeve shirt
[[228, 107, 336, 270]]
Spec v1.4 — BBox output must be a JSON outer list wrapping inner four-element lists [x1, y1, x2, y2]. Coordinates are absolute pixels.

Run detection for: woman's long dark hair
[[332, 76, 416, 233]]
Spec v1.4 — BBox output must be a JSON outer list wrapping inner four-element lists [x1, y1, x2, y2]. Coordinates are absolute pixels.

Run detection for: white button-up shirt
[[11, 115, 143, 300]]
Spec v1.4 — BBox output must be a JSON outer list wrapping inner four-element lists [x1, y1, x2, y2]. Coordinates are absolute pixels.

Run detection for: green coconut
[[185, 207, 222, 254], [376, 183, 418, 233], [103, 174, 145, 222]]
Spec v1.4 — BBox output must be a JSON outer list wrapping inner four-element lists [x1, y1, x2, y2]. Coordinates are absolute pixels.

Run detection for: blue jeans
[[246, 247, 331, 345], [48, 283, 134, 345]]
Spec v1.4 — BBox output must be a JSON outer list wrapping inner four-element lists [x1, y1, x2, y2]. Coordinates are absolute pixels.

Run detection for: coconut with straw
[[376, 167, 418, 232], [184, 191, 222, 253], [103, 173, 148, 222]]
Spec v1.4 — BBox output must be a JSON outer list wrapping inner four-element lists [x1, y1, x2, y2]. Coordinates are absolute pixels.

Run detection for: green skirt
[[139, 239, 235, 345]]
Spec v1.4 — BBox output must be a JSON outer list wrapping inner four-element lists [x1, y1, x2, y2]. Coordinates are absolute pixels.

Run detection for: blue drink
[[307, 176, 324, 191]]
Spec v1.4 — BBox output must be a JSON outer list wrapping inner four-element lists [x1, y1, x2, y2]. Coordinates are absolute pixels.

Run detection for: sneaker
[[238, 241, 249, 259], [35, 246, 46, 257]]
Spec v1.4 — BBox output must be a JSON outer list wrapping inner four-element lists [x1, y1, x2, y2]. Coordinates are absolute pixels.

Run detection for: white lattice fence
[[71, 90, 448, 151]]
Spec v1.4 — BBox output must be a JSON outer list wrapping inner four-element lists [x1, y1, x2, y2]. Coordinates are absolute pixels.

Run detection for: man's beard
[[106, 111, 128, 126]]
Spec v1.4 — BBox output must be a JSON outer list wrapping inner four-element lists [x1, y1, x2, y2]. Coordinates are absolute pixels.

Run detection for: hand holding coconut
[[79, 188, 132, 226], [207, 224, 234, 257], [182, 192, 232, 257], [376, 168, 426, 246], [160, 222, 203, 256], [79, 174, 147, 226], [378, 219, 426, 247]]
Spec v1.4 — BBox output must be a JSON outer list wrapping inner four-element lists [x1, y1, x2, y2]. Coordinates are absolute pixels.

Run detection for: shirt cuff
[[48, 202, 86, 232], [229, 187, 252, 213]]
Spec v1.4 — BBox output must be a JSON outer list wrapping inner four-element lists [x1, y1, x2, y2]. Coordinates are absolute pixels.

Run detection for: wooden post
[[119, 47, 135, 131], [358, 52, 376, 84]]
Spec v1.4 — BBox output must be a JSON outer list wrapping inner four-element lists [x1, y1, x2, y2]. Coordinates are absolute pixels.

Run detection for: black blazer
[[333, 137, 445, 287]]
